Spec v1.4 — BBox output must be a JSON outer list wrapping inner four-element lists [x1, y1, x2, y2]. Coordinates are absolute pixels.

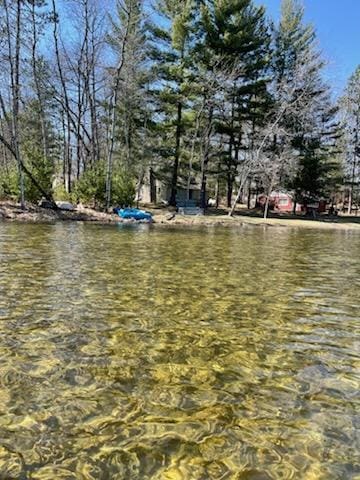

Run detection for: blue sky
[[256, 0, 360, 94]]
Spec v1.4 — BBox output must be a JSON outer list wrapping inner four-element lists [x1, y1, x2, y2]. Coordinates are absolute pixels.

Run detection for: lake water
[[0, 222, 359, 479]]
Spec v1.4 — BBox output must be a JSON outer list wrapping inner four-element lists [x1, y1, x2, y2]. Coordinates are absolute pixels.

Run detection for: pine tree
[[273, 0, 316, 83], [340, 66, 360, 213], [147, 0, 195, 206], [20, 100, 57, 202], [272, 0, 340, 211], [200, 0, 271, 207]]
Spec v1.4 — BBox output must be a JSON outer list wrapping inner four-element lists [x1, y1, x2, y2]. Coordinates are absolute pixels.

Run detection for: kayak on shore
[[114, 207, 153, 221]]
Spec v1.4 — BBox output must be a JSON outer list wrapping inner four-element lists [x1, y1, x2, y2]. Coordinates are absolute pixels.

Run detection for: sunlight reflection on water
[[0, 222, 359, 479]]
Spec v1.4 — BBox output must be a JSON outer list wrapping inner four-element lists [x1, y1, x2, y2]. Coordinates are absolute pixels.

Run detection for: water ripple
[[0, 223, 359, 479]]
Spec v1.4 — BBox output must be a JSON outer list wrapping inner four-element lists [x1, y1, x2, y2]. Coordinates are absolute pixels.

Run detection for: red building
[[258, 191, 326, 214], [258, 192, 302, 213]]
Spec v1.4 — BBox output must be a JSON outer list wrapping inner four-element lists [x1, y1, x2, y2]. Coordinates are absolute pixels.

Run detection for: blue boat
[[114, 208, 152, 221]]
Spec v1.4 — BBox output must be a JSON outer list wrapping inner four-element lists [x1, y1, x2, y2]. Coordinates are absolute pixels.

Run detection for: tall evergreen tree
[[273, 0, 316, 84], [340, 66, 360, 213], [148, 0, 195, 206], [200, 0, 271, 207], [272, 0, 340, 210]]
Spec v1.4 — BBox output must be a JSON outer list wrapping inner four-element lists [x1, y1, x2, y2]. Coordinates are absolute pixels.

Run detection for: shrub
[[23, 153, 53, 203], [53, 184, 74, 203], [112, 171, 135, 207], [73, 163, 135, 208], [73, 164, 106, 208], [0, 166, 18, 200]]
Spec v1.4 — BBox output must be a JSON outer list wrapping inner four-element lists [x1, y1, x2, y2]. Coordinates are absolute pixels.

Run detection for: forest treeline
[[0, 0, 359, 214]]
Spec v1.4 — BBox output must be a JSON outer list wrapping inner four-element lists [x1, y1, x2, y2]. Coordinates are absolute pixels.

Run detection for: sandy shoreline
[[1, 201, 360, 231], [153, 212, 360, 230]]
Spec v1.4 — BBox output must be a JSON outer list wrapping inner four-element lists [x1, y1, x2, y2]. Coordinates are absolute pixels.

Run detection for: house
[[304, 200, 327, 215], [258, 191, 327, 214], [258, 191, 302, 213], [271, 191, 303, 213], [138, 173, 204, 206]]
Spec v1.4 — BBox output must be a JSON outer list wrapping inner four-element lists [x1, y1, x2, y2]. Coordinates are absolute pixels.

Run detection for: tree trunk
[[263, 176, 274, 220], [263, 195, 270, 219], [187, 104, 204, 201], [136, 169, 145, 208], [67, 120, 72, 194], [61, 110, 67, 190], [31, 2, 50, 165], [90, 29, 100, 165], [76, 30, 85, 180], [88, 70, 98, 167], [215, 175, 220, 209], [200, 106, 214, 211], [169, 101, 182, 207], [52, 0, 73, 193], [105, 3, 132, 210], [226, 93, 235, 208], [4, 0, 25, 208], [150, 167, 156, 204], [227, 173, 233, 208], [14, 0, 24, 208], [247, 178, 252, 210], [76, 92, 82, 181], [348, 148, 357, 215], [229, 167, 250, 217], [347, 187, 353, 215]]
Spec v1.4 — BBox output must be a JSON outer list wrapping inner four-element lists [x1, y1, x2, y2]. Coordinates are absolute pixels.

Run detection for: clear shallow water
[[0, 222, 359, 479]]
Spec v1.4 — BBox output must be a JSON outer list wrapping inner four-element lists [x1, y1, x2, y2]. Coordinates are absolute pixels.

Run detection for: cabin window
[[279, 198, 288, 205]]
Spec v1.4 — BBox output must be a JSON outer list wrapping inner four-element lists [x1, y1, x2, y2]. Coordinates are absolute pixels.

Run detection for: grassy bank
[[1, 200, 360, 231]]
